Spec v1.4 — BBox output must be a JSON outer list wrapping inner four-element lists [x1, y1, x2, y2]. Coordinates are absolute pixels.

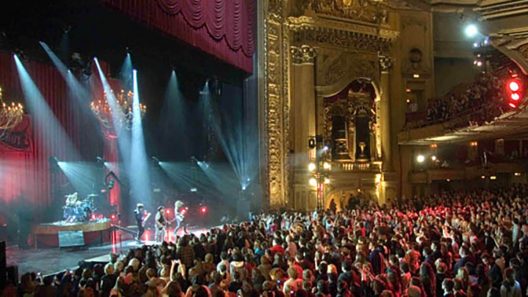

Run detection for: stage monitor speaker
[[0, 241, 6, 289], [58, 231, 85, 248], [0, 225, 6, 242], [6, 265, 17, 285]]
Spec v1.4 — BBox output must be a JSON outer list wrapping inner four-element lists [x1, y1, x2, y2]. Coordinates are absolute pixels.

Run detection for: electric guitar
[[142, 212, 151, 227], [168, 211, 185, 225]]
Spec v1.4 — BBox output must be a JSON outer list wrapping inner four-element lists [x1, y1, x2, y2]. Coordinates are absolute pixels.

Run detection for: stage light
[[324, 177, 331, 184], [416, 154, 425, 163], [190, 187, 197, 192], [509, 81, 520, 92], [323, 162, 331, 170], [308, 137, 316, 149], [96, 156, 106, 167], [151, 156, 160, 165], [323, 145, 329, 151], [431, 155, 437, 161], [505, 76, 524, 108], [464, 24, 479, 38], [309, 177, 317, 187], [49, 156, 60, 170], [308, 162, 316, 172], [200, 206, 207, 214], [514, 172, 521, 176], [490, 176, 497, 180]]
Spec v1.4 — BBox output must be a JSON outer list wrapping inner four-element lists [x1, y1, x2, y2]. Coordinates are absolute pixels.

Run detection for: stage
[[32, 219, 113, 248], [8, 224, 214, 276]]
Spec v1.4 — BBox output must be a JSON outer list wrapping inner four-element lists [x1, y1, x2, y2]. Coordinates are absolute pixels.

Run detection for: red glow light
[[200, 206, 207, 213], [511, 93, 520, 101], [509, 81, 520, 92]]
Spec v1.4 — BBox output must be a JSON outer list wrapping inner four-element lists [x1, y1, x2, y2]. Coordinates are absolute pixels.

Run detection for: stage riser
[[33, 230, 112, 248]]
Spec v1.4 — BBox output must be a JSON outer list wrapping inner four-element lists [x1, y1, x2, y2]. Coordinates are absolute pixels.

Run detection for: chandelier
[[0, 87, 24, 130], [90, 89, 146, 134]]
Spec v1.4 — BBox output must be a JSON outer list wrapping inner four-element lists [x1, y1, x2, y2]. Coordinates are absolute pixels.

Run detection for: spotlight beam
[[129, 69, 152, 206], [14, 54, 79, 160], [200, 83, 259, 190], [94, 57, 131, 164]]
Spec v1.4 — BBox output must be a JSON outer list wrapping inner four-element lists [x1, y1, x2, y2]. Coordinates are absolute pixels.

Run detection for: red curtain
[[0, 51, 76, 208], [102, 0, 255, 72], [0, 51, 119, 216]]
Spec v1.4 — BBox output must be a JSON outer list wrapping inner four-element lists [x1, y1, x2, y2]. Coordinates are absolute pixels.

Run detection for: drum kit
[[63, 192, 98, 223]]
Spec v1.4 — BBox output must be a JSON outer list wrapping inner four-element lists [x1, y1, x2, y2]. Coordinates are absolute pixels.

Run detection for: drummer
[[65, 192, 78, 205]]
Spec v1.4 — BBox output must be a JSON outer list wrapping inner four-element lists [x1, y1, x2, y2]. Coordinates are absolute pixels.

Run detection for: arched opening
[[323, 79, 378, 162]]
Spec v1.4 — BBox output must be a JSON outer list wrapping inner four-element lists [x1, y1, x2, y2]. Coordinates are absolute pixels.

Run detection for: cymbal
[[87, 194, 98, 197]]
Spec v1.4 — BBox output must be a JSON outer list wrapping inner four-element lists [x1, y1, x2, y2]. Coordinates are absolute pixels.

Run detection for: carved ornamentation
[[316, 52, 378, 88], [264, 0, 289, 208], [378, 55, 393, 72], [307, 0, 389, 25], [292, 29, 391, 54], [291, 45, 317, 64]]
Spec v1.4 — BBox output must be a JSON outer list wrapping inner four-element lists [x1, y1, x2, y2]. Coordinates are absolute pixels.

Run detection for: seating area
[[406, 72, 507, 129]]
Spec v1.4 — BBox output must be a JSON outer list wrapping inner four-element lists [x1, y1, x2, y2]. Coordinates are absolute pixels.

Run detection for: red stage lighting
[[509, 81, 520, 92], [200, 206, 207, 214], [506, 77, 524, 108]]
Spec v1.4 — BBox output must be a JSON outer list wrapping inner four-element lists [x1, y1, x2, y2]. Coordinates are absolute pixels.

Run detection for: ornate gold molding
[[315, 51, 379, 93], [287, 15, 399, 41], [263, 0, 289, 208], [306, 0, 390, 25], [379, 55, 393, 72], [291, 45, 317, 64]]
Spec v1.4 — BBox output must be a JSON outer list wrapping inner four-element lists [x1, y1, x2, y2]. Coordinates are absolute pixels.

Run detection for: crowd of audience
[[419, 73, 506, 127], [2, 185, 528, 297]]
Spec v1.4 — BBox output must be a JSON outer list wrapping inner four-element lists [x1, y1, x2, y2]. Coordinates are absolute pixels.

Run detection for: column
[[291, 45, 316, 166], [379, 56, 393, 171], [291, 45, 316, 210]]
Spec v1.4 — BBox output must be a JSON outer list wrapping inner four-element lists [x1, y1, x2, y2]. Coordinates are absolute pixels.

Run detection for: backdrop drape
[[0, 51, 118, 219], [102, 0, 255, 72]]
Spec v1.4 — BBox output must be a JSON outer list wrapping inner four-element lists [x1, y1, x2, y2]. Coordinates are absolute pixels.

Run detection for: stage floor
[[7, 225, 214, 276]]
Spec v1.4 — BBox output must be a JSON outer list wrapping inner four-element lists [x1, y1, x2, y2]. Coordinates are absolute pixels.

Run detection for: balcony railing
[[334, 161, 381, 172]]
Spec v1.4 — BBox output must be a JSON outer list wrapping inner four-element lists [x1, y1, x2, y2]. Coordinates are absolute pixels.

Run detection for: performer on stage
[[134, 203, 150, 242], [154, 206, 167, 242], [173, 200, 188, 236]]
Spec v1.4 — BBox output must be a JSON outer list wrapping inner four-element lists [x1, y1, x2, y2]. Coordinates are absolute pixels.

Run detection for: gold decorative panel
[[263, 0, 290, 208]]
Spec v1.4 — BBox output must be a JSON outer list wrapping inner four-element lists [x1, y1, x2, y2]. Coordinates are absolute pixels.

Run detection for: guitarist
[[155, 206, 167, 243], [134, 203, 150, 242], [173, 200, 188, 236]]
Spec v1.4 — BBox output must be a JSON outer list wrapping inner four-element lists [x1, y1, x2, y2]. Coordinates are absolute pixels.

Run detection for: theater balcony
[[399, 62, 528, 145], [399, 0, 528, 146]]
